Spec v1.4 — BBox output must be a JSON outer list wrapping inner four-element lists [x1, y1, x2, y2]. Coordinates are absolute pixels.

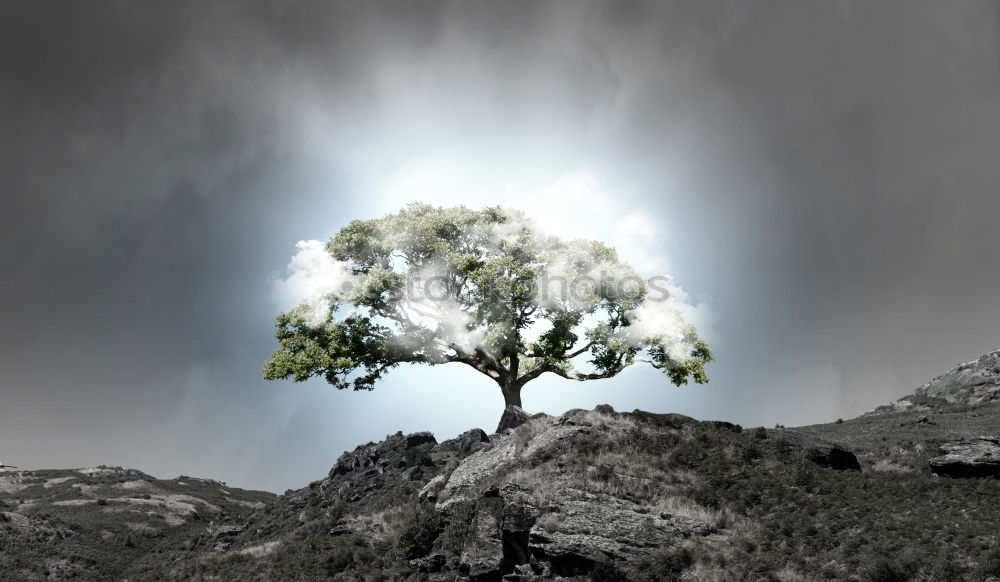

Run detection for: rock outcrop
[[527, 489, 709, 576], [496, 405, 530, 433], [929, 436, 1000, 478], [870, 349, 1000, 415], [438, 429, 491, 454], [756, 428, 862, 471], [455, 480, 710, 581]]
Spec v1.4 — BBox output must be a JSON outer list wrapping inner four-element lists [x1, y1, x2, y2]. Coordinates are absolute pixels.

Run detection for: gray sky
[[3, 1, 1000, 492]]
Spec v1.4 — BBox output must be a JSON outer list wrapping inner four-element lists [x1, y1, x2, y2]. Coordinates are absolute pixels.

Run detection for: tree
[[263, 203, 712, 410]]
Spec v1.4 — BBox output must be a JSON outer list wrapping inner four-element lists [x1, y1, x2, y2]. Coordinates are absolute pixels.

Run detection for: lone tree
[[264, 203, 712, 410]]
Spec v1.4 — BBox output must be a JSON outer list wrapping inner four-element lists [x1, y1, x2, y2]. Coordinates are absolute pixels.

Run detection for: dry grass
[[534, 511, 566, 533], [867, 459, 915, 474], [651, 495, 740, 532], [774, 565, 821, 582], [343, 508, 398, 543]]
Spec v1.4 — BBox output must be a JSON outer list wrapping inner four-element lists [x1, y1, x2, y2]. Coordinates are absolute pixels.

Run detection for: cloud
[[269, 240, 361, 325]]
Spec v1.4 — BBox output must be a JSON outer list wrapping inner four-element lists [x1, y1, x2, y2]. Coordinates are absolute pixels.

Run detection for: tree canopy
[[263, 203, 712, 408]]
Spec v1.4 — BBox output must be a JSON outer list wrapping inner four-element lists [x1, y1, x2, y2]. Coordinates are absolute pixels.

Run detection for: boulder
[[758, 429, 862, 471], [497, 405, 530, 433], [405, 432, 437, 448], [526, 490, 710, 577], [437, 429, 491, 454], [444, 435, 518, 495], [417, 475, 446, 500], [929, 436, 1000, 478]]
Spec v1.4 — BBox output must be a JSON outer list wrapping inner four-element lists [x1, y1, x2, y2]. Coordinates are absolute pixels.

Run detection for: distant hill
[[800, 350, 1000, 476], [0, 467, 273, 580], [870, 349, 1000, 415]]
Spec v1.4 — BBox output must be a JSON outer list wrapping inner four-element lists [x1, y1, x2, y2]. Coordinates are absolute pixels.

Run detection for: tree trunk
[[501, 382, 522, 408]]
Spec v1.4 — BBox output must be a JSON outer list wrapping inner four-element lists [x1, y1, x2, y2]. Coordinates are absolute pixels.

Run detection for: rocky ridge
[[115, 406, 874, 581], [869, 349, 1000, 415]]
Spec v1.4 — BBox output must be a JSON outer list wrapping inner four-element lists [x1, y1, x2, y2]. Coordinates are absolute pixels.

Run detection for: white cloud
[[269, 240, 361, 326]]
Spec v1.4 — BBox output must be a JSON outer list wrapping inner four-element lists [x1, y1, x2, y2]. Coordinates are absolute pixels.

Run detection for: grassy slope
[[0, 467, 273, 581], [799, 402, 1000, 471]]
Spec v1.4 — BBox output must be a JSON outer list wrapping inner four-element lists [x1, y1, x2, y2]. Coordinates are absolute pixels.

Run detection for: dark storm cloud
[[2, 1, 1000, 491]]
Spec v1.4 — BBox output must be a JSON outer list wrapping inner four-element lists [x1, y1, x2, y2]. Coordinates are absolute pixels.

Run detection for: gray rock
[[444, 435, 518, 495], [460, 495, 505, 582], [497, 405, 530, 433], [405, 431, 437, 448], [524, 489, 710, 577], [528, 530, 621, 575], [409, 552, 446, 573], [500, 485, 539, 571], [929, 436, 1000, 478], [437, 429, 491, 454], [205, 523, 244, 537], [914, 350, 1000, 405], [418, 475, 446, 500], [873, 350, 1000, 414]]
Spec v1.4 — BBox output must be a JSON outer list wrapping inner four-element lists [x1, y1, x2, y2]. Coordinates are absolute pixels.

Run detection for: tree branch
[[565, 340, 596, 359]]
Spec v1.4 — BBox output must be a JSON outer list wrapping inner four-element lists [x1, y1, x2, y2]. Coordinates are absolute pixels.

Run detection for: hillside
[[0, 467, 274, 581], [111, 406, 1000, 582], [800, 350, 1000, 475], [7, 352, 1000, 580]]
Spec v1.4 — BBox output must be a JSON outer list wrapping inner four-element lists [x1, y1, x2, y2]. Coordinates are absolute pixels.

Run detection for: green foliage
[[264, 203, 712, 399]]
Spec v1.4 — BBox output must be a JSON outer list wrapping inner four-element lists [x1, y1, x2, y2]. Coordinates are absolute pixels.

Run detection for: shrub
[[928, 557, 963, 581], [593, 404, 616, 416], [791, 455, 815, 488], [394, 503, 442, 561], [860, 558, 913, 582], [737, 439, 762, 463], [438, 500, 475, 555], [629, 546, 693, 582], [975, 548, 1000, 579], [592, 464, 617, 483], [591, 560, 627, 581]]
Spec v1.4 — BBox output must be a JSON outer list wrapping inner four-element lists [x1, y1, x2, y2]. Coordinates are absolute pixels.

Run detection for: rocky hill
[[8, 351, 1000, 581], [112, 403, 1000, 582], [868, 350, 1000, 415], [0, 466, 273, 580], [799, 349, 1000, 478]]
